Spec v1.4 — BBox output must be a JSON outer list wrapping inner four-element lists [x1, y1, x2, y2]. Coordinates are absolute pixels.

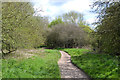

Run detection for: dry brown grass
[[3, 48, 46, 60]]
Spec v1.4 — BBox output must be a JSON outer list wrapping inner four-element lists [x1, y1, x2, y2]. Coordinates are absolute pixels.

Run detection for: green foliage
[[0, 60, 1, 79], [14, 16, 47, 48], [63, 48, 89, 56], [2, 49, 61, 78], [2, 2, 48, 54], [2, 2, 34, 53], [48, 17, 63, 27], [92, 2, 120, 55], [79, 25, 93, 33], [63, 48, 119, 78]]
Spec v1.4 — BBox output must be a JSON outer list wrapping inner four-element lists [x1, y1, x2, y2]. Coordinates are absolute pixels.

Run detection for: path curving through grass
[[58, 51, 90, 79]]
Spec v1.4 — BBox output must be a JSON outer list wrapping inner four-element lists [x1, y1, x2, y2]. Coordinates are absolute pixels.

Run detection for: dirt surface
[[3, 49, 44, 59], [58, 51, 90, 79]]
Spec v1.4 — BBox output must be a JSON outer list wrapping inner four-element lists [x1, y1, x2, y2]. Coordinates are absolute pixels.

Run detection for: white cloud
[[62, 0, 91, 13], [33, 0, 92, 17], [33, 0, 97, 28]]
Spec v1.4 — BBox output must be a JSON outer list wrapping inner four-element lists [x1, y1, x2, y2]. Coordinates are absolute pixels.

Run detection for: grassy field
[[2, 49, 61, 78], [63, 48, 119, 79]]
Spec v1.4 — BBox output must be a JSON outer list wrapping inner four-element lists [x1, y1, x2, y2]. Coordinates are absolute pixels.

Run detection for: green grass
[[0, 60, 1, 79], [63, 48, 119, 78], [2, 49, 61, 78]]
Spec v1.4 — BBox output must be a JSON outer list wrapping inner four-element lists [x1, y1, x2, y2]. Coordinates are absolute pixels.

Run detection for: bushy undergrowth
[[2, 49, 61, 78], [63, 48, 119, 78]]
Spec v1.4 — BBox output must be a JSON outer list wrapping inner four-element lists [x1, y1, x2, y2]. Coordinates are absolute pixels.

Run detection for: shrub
[[46, 23, 89, 48]]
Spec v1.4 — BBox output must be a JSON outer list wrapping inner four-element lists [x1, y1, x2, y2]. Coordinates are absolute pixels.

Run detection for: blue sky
[[32, 0, 98, 29]]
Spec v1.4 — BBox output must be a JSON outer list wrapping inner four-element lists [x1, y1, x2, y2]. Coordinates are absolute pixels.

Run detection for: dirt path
[[58, 51, 90, 79]]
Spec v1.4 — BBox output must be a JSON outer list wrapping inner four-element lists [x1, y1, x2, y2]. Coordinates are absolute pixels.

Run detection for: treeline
[[46, 11, 92, 48], [1, 1, 120, 56], [2, 2, 92, 55]]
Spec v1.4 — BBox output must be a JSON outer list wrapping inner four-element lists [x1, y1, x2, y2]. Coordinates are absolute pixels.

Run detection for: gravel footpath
[[58, 51, 90, 80]]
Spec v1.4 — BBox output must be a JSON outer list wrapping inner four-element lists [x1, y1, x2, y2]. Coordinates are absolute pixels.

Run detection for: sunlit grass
[[2, 49, 61, 78], [63, 48, 118, 78]]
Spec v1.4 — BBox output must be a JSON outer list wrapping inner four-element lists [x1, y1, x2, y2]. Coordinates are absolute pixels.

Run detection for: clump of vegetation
[[48, 17, 64, 27], [2, 2, 48, 56], [92, 2, 120, 55], [46, 23, 89, 48], [46, 11, 92, 49], [63, 48, 118, 78], [2, 49, 61, 78]]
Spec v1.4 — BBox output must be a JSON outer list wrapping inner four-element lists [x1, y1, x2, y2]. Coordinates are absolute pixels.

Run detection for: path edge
[[63, 51, 92, 80]]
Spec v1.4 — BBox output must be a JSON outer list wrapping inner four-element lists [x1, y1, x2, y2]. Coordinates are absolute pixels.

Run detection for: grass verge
[[63, 48, 119, 79], [2, 49, 61, 78]]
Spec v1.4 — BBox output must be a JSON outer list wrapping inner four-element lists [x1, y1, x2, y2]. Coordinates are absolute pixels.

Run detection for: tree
[[61, 11, 84, 24], [46, 23, 88, 48], [61, 11, 92, 33], [2, 2, 48, 55], [2, 2, 34, 54], [46, 11, 92, 48], [92, 1, 120, 55], [48, 17, 63, 27]]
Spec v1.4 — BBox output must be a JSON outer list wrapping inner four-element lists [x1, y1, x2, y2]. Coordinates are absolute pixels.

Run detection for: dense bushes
[[46, 23, 89, 48]]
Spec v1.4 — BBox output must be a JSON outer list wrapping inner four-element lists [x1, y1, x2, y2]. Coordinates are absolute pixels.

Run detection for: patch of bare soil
[[3, 49, 45, 59]]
